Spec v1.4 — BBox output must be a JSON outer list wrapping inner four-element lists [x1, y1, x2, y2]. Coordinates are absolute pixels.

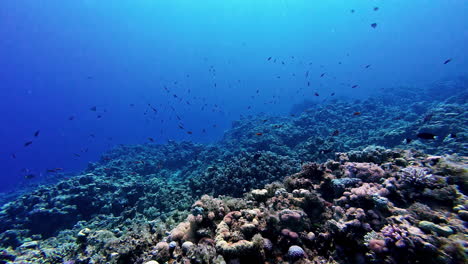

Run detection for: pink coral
[[345, 162, 385, 182]]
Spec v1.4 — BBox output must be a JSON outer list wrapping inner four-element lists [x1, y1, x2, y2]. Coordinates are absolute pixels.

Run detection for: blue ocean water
[[0, 0, 467, 193]]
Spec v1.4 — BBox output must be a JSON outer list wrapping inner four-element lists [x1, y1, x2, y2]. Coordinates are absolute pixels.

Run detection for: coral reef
[[0, 80, 467, 263]]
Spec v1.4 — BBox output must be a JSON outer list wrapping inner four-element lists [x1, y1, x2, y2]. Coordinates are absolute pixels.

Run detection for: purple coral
[[399, 167, 435, 187], [381, 224, 408, 248], [288, 245, 306, 260]]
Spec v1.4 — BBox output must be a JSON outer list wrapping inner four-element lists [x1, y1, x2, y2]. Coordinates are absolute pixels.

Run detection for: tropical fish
[[24, 174, 36, 179], [417, 132, 437, 140]]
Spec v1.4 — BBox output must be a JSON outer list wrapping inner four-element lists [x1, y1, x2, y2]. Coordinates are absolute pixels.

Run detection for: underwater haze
[[0, 1, 467, 263], [1, 0, 467, 191]]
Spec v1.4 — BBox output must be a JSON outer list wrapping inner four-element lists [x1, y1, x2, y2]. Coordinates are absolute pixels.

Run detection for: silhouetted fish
[[332, 130, 340, 136], [353, 112, 361, 116], [371, 23, 378, 28], [314, 92, 320, 96], [351, 85, 359, 88], [417, 132, 437, 140], [24, 174, 36, 179], [320, 73, 326, 77], [34, 130, 40, 137], [365, 65, 371, 68], [11, 153, 16, 159], [373, 7, 379, 11], [24, 141, 32, 147], [148, 137, 155, 142], [90, 106, 97, 111], [267, 57, 272, 61], [443, 58, 452, 64]]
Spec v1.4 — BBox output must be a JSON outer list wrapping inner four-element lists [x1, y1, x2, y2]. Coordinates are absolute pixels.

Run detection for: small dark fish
[[178, 124, 184, 129], [365, 64, 371, 68], [351, 85, 359, 88], [24, 141, 33, 147], [443, 58, 452, 64], [187, 131, 193, 135], [371, 23, 378, 28], [97, 115, 102, 119], [404, 138, 413, 144], [314, 92, 319, 96], [202, 129, 206, 133], [148, 137, 155, 142], [353, 112, 361, 116], [267, 57, 272, 61], [320, 149, 333, 154], [90, 106, 97, 111], [73, 153, 81, 157], [68, 116, 75, 120], [253, 153, 261, 160], [24, 174, 36, 179], [11, 153, 16, 159], [417, 132, 437, 140], [330, 92, 335, 96], [332, 130, 340, 136], [373, 7, 379, 11], [320, 73, 326, 77], [307, 81, 310, 86], [350, 9, 355, 13], [34, 130, 40, 137], [130, 104, 135, 107], [449, 133, 457, 138], [255, 133, 263, 136]]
